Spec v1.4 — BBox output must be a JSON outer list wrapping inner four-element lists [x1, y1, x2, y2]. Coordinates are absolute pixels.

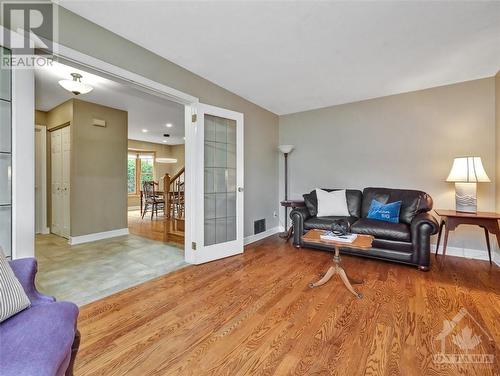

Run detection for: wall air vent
[[254, 219, 266, 235]]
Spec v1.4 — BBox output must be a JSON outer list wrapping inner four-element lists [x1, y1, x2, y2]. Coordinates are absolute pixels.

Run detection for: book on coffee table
[[320, 231, 358, 243]]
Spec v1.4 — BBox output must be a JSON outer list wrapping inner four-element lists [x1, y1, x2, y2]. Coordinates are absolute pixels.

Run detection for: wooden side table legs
[[435, 217, 498, 265], [309, 245, 363, 299]]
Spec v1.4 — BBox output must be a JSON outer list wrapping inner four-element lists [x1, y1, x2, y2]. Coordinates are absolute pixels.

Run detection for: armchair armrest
[[410, 212, 439, 270], [290, 207, 311, 246], [9, 258, 55, 305]]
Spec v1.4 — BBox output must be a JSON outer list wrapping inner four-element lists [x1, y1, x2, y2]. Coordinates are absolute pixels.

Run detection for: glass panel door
[[190, 103, 243, 264], [204, 115, 237, 246], [0, 47, 12, 257]]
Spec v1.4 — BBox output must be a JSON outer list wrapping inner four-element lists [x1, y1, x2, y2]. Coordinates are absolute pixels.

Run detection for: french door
[[188, 103, 244, 264]]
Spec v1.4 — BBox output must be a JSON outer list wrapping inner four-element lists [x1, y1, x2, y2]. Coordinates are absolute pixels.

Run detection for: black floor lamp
[[279, 144, 295, 237]]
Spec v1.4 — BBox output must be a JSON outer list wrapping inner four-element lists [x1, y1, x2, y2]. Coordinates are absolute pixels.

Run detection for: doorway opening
[[33, 57, 191, 305]]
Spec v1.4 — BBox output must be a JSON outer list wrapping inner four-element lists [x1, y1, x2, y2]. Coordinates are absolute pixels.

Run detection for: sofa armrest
[[290, 207, 311, 246], [410, 212, 439, 269], [9, 258, 55, 305]]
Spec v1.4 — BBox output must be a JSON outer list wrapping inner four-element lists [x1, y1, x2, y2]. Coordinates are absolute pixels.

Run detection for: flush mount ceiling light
[[58, 73, 93, 95], [166, 123, 173, 128], [142, 129, 148, 133], [156, 158, 178, 164]]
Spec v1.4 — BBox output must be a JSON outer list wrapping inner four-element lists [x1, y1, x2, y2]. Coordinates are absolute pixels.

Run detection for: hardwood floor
[[128, 210, 183, 247], [74, 236, 500, 375]]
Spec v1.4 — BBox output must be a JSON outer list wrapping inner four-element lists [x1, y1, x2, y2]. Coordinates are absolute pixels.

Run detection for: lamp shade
[[446, 156, 490, 183], [278, 144, 295, 154]]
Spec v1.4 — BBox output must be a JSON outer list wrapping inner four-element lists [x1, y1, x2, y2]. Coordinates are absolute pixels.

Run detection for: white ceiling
[[60, 1, 500, 115], [35, 61, 185, 144]]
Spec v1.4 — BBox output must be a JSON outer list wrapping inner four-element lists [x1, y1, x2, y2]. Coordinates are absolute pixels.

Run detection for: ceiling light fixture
[[142, 129, 148, 133], [58, 73, 93, 95], [166, 123, 172, 128]]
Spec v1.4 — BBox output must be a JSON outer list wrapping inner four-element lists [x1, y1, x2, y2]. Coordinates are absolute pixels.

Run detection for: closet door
[[61, 127, 70, 238], [51, 129, 62, 236]]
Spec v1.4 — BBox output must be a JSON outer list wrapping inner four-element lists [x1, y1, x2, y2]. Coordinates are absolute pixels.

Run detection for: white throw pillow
[[0, 249, 31, 323], [315, 189, 350, 217]]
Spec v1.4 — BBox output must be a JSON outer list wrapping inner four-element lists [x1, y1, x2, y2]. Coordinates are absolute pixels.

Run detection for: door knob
[[238, 187, 244, 192]]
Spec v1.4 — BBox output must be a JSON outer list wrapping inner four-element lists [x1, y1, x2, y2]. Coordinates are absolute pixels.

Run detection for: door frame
[[35, 125, 49, 234], [48, 43, 199, 261]]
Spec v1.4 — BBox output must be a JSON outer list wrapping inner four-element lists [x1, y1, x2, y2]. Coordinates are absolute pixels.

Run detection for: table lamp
[[446, 156, 490, 213]]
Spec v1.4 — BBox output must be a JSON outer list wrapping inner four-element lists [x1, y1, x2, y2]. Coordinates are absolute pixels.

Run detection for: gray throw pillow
[[0, 249, 31, 323]]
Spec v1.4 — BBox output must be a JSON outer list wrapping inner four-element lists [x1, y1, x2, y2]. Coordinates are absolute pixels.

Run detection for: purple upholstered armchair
[[0, 258, 80, 376]]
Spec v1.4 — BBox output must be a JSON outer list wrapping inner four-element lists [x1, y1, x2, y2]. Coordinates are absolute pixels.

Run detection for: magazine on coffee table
[[320, 231, 358, 243]]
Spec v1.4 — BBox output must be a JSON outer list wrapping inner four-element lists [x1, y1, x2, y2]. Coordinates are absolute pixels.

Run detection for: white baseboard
[[434, 244, 500, 267], [68, 228, 129, 245], [244, 226, 283, 246]]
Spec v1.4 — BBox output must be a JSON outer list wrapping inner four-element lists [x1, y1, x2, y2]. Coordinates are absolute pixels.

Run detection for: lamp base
[[455, 182, 477, 213]]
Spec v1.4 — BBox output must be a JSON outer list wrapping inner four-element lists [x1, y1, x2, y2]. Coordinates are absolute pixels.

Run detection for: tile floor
[[35, 233, 186, 306]]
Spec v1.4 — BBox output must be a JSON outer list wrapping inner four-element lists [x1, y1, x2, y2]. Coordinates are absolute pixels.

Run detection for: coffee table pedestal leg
[[309, 245, 363, 299]]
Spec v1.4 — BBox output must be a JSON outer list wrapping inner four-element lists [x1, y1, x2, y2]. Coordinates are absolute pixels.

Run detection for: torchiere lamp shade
[[446, 157, 490, 213], [278, 145, 295, 154]]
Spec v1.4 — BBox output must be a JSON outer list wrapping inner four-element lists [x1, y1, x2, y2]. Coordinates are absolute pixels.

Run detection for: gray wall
[[56, 7, 280, 237], [496, 72, 500, 213], [279, 78, 496, 252]]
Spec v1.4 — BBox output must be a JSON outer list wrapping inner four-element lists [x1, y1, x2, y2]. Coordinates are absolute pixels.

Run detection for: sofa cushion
[[315, 189, 350, 217], [0, 301, 78, 376], [351, 218, 411, 242], [303, 189, 362, 218], [367, 199, 402, 223], [0, 249, 31, 323], [361, 187, 433, 225], [304, 216, 358, 231]]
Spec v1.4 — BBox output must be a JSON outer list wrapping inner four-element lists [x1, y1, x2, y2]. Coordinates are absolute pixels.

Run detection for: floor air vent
[[254, 219, 266, 235]]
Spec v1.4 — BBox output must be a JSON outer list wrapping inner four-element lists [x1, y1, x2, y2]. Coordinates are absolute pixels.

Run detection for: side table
[[279, 200, 305, 241], [434, 209, 500, 265]]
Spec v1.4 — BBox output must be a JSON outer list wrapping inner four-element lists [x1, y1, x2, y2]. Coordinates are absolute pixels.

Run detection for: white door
[[188, 103, 244, 264], [50, 127, 70, 238], [51, 129, 62, 236], [61, 127, 71, 238], [34, 125, 47, 234]]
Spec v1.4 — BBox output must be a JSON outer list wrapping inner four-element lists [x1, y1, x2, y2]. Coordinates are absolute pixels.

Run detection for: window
[[127, 151, 155, 194]]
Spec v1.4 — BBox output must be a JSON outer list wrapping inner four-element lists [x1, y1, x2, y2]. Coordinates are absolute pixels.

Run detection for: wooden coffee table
[[302, 229, 374, 299]]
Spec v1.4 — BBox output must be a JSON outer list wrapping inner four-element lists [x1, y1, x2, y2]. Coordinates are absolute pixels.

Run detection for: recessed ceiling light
[[183, 136, 186, 140], [163, 140, 167, 143], [142, 129, 148, 133], [166, 123, 173, 128]]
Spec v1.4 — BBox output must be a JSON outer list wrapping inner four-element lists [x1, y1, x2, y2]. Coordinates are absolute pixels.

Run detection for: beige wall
[[46, 100, 73, 129], [170, 144, 185, 177], [71, 99, 128, 236], [35, 110, 47, 125], [279, 78, 496, 251], [56, 6, 279, 237], [127, 140, 185, 208]]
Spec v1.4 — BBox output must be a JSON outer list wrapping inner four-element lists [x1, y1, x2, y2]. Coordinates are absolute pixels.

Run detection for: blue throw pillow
[[367, 199, 402, 223]]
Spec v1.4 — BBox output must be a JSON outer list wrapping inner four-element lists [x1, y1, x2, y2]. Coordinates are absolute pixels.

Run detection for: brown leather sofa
[[290, 187, 439, 270]]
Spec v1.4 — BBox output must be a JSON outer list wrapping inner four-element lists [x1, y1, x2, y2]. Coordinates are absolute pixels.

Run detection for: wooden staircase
[[163, 167, 185, 244]]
